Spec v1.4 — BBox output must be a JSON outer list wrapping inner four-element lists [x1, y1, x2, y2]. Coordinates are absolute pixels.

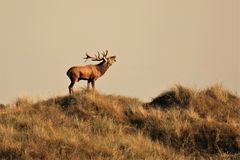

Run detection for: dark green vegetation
[[0, 84, 239, 159]]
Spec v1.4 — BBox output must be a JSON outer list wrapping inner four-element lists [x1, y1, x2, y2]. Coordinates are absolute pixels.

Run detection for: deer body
[[67, 50, 116, 95]]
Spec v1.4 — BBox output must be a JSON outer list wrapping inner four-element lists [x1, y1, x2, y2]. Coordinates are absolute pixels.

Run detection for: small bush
[[148, 85, 193, 108]]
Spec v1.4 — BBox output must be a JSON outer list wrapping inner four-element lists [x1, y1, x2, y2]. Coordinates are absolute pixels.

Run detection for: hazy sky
[[0, 0, 239, 104]]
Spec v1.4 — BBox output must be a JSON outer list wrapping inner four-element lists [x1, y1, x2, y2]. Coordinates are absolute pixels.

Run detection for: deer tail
[[66, 69, 71, 77]]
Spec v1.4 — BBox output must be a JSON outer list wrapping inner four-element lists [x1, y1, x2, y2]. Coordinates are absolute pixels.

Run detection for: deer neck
[[96, 61, 110, 76]]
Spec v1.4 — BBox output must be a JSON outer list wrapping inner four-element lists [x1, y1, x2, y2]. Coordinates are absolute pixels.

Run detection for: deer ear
[[106, 50, 108, 54]]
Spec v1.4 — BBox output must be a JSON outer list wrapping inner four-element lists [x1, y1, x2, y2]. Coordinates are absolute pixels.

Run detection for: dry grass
[[0, 84, 240, 159]]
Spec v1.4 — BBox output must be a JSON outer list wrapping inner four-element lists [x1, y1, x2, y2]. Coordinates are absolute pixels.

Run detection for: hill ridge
[[0, 85, 239, 159]]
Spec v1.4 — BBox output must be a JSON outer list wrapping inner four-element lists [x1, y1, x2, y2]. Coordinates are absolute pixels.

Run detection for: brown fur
[[67, 55, 116, 95]]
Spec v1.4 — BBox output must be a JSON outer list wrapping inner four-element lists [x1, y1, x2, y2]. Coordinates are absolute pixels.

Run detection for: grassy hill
[[0, 84, 239, 159]]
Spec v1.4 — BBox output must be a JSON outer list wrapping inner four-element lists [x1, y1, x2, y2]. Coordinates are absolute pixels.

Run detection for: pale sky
[[0, 0, 239, 104]]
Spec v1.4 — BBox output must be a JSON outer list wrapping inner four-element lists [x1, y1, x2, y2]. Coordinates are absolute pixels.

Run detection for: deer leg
[[69, 80, 76, 95], [87, 80, 91, 90], [91, 80, 95, 90]]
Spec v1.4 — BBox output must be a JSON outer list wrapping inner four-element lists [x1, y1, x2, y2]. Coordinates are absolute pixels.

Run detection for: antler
[[83, 52, 104, 62], [101, 50, 108, 58]]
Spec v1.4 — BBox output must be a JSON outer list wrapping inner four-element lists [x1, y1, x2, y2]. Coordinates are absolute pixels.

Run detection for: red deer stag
[[66, 50, 116, 95]]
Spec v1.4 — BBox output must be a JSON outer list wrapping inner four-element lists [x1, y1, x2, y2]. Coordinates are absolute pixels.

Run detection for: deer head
[[84, 50, 116, 67]]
